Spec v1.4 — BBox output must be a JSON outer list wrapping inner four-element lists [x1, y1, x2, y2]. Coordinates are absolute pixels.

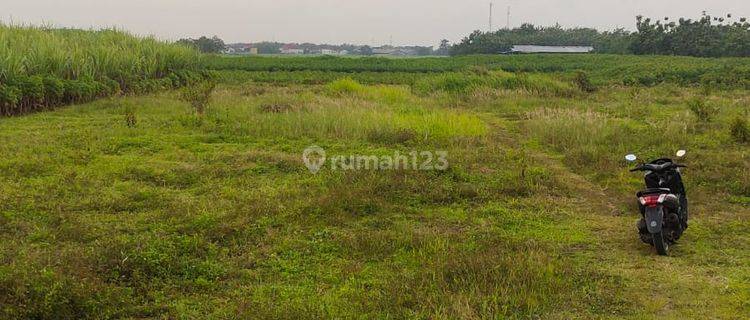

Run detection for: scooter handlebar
[[629, 163, 686, 172]]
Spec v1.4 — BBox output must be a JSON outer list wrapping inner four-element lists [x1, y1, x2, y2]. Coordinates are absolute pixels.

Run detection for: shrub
[[200, 70, 220, 81], [730, 116, 749, 143], [0, 85, 22, 114], [687, 98, 717, 122], [167, 73, 181, 87], [140, 79, 161, 93], [42, 76, 65, 105], [101, 77, 122, 96], [172, 70, 203, 87], [573, 71, 597, 93], [63, 79, 98, 103], [124, 105, 137, 128], [14, 76, 46, 104], [180, 80, 216, 115]]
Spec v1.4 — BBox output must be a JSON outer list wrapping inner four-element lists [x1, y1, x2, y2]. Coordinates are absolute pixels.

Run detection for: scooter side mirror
[[676, 150, 686, 158], [625, 154, 637, 162]]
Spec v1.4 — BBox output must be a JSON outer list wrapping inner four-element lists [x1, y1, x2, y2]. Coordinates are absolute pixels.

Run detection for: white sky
[[2, 1, 749, 46]]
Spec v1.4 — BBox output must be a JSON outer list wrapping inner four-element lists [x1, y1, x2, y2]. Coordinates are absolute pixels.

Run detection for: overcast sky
[[2, 1, 749, 46]]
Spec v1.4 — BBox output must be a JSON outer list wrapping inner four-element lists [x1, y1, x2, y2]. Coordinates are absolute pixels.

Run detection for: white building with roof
[[509, 45, 594, 54]]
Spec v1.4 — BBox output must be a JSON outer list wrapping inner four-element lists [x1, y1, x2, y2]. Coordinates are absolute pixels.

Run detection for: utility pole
[[489, 2, 493, 32], [506, 6, 511, 29]]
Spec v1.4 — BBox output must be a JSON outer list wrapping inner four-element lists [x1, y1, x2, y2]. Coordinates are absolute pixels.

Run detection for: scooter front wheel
[[653, 231, 669, 256]]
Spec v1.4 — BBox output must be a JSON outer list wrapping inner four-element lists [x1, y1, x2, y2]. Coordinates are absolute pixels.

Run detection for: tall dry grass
[[0, 24, 205, 115]]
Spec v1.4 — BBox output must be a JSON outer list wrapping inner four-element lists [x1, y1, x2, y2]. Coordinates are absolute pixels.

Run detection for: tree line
[[177, 36, 226, 54], [177, 38, 452, 56], [450, 13, 750, 57]]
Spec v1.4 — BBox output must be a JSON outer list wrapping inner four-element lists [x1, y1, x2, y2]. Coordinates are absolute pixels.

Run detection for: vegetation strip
[[0, 25, 213, 116]]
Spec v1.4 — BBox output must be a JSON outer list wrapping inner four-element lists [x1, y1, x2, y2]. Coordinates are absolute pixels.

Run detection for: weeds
[[326, 78, 365, 95], [259, 103, 294, 113], [366, 127, 417, 144], [573, 70, 597, 93], [181, 81, 216, 115], [412, 71, 576, 97], [688, 98, 718, 122], [730, 116, 749, 143], [124, 106, 137, 127]]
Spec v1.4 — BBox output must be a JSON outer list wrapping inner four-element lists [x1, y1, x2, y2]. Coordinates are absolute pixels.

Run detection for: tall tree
[[436, 39, 451, 56], [450, 13, 750, 57], [177, 36, 226, 54]]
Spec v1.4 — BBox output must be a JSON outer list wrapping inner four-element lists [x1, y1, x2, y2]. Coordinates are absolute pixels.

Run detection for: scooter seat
[[637, 188, 672, 197], [637, 188, 680, 211]]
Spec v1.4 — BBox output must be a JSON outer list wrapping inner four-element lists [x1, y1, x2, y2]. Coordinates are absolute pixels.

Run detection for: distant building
[[372, 47, 395, 55], [372, 46, 419, 56], [508, 45, 594, 54], [280, 44, 304, 55], [224, 43, 259, 55], [392, 48, 418, 56]]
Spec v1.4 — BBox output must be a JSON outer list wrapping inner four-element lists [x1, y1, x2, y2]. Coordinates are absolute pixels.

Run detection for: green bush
[[172, 70, 203, 87], [730, 116, 750, 143], [124, 106, 137, 128], [42, 76, 65, 104], [63, 80, 98, 103], [688, 98, 717, 122], [100, 77, 122, 96], [573, 71, 597, 93], [0, 85, 22, 113], [180, 80, 216, 115], [9, 76, 46, 106]]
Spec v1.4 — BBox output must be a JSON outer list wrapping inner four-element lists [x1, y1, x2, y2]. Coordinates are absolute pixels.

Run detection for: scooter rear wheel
[[653, 231, 669, 256]]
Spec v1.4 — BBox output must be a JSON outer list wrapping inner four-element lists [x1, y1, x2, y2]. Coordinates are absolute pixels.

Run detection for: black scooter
[[625, 150, 689, 256]]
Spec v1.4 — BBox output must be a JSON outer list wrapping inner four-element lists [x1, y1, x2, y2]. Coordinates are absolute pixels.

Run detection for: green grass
[[0, 56, 749, 319], [206, 54, 750, 88]]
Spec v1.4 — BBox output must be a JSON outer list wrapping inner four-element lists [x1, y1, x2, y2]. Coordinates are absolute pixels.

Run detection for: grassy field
[[1, 47, 749, 318], [206, 54, 750, 88]]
